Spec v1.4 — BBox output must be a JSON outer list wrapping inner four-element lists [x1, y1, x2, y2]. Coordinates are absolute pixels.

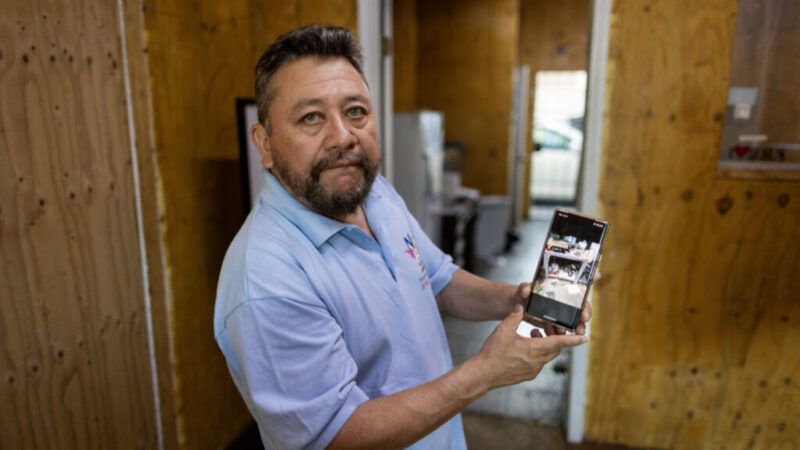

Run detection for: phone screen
[[525, 209, 608, 331]]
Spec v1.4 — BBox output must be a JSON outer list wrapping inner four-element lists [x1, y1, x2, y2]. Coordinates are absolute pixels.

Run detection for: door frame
[[358, 0, 394, 182], [567, 0, 612, 443]]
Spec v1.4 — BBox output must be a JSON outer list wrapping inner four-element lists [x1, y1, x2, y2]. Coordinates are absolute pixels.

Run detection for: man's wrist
[[456, 354, 494, 400]]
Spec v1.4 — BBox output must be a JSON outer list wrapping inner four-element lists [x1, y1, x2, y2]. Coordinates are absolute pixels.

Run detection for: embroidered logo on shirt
[[403, 233, 430, 290]]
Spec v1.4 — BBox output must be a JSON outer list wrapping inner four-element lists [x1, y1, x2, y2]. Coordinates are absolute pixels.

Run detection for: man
[[214, 24, 590, 450]]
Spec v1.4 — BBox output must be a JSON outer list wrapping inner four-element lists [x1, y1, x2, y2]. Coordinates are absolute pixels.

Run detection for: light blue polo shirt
[[214, 170, 467, 450]]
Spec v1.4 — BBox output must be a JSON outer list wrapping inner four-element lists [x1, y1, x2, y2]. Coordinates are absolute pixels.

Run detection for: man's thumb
[[545, 333, 588, 351], [503, 304, 524, 329]]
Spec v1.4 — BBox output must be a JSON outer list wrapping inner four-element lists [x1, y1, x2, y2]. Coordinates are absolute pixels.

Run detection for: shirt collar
[[259, 170, 383, 249]]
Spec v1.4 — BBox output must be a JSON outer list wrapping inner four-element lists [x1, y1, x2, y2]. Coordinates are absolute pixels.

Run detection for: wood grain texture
[[519, 0, 589, 73], [585, 0, 800, 448], [142, 1, 357, 448], [416, 0, 521, 196], [518, 0, 589, 216], [393, 0, 419, 112], [0, 1, 157, 449]]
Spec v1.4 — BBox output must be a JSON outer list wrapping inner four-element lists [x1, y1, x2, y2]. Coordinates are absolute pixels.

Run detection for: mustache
[[310, 149, 371, 181]]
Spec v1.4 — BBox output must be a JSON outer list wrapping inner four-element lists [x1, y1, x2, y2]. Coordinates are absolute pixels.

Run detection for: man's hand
[[512, 268, 601, 336], [508, 282, 557, 336], [469, 305, 587, 390], [436, 268, 599, 328]]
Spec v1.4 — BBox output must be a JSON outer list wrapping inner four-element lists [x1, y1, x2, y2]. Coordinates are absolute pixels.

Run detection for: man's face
[[252, 56, 380, 219]]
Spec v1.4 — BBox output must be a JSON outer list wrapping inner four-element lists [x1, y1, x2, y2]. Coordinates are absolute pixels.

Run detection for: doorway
[[530, 70, 588, 206], [390, 0, 611, 444]]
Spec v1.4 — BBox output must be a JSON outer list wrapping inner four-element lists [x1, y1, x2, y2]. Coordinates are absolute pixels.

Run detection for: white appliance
[[392, 111, 445, 245]]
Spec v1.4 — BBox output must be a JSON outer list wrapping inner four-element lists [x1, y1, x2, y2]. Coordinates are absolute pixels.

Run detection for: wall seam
[[569, 0, 613, 443], [115, 1, 165, 449]]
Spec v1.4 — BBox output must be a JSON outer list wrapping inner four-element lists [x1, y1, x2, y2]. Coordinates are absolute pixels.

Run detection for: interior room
[[2, 0, 798, 449]]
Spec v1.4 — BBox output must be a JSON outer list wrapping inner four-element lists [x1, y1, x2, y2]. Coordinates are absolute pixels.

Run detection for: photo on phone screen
[[525, 209, 608, 331]]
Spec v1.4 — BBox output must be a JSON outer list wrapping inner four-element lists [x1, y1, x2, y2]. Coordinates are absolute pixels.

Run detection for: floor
[[445, 206, 571, 424], [462, 412, 631, 450], [229, 413, 633, 450]]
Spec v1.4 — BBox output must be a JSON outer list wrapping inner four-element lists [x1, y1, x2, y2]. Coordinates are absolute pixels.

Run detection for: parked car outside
[[530, 120, 583, 203]]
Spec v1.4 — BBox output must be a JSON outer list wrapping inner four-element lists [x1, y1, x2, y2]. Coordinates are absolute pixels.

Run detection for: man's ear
[[250, 123, 273, 169]]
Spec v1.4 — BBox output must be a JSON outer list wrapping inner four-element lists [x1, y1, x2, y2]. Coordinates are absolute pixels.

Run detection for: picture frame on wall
[[236, 98, 263, 214]]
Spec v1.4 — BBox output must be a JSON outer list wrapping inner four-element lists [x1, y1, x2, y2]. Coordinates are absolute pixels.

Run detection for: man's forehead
[[271, 56, 369, 102]]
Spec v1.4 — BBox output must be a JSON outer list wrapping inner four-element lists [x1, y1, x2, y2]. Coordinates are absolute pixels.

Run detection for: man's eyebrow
[[344, 95, 370, 105], [290, 98, 323, 114], [290, 95, 370, 114]]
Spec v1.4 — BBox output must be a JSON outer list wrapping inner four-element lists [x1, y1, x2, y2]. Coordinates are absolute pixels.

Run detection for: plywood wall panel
[[417, 0, 520, 195], [585, 1, 800, 448], [143, 1, 357, 448], [0, 1, 156, 449], [519, 0, 589, 72], [393, 0, 419, 112]]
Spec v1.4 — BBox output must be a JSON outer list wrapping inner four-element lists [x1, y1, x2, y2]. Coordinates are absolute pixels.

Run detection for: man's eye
[[301, 112, 322, 124], [346, 107, 367, 119]]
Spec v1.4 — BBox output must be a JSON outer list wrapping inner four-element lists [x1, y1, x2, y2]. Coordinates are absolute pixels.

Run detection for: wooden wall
[[393, 0, 418, 112], [518, 0, 589, 216], [518, 0, 589, 73], [142, 1, 357, 448], [414, 0, 521, 196], [0, 1, 157, 449], [585, 0, 800, 448]]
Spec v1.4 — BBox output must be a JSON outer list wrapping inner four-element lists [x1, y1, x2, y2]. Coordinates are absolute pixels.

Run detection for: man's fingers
[[516, 282, 531, 302], [504, 304, 525, 330], [523, 313, 552, 329], [581, 300, 592, 324], [537, 334, 587, 352]]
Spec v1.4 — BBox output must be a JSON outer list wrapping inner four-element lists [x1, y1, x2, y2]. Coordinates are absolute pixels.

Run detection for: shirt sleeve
[[222, 295, 369, 450]]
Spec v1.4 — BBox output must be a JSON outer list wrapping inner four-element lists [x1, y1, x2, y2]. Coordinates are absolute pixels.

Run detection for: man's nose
[[324, 113, 358, 150]]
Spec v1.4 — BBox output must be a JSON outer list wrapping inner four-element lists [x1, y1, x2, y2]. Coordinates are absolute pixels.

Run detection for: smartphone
[[525, 209, 609, 332]]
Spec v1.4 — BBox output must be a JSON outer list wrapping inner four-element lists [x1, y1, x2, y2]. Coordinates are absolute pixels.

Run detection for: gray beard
[[271, 148, 379, 218]]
